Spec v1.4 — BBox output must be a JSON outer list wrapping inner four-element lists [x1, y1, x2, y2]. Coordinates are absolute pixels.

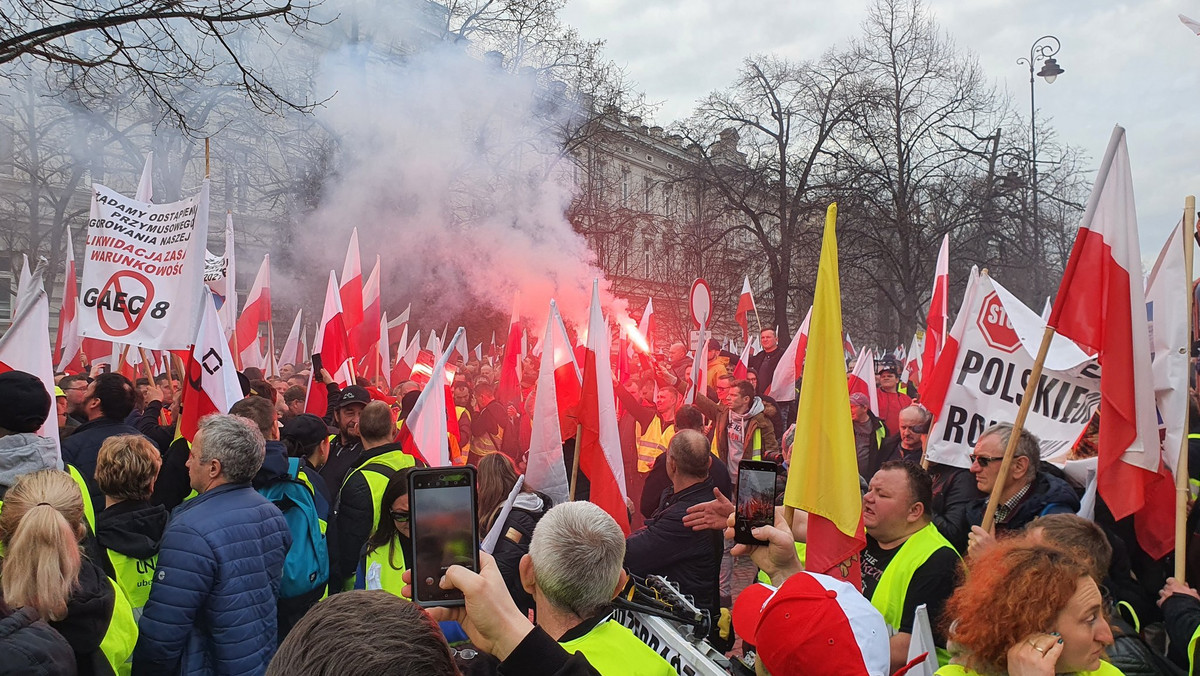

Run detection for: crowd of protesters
[[1, 325, 1199, 676]]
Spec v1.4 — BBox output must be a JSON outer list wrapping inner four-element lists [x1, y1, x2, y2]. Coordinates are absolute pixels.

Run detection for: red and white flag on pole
[[735, 277, 756, 345], [386, 304, 410, 352], [212, 213, 238, 339], [353, 256, 382, 377], [921, 267, 981, 418], [638, 297, 655, 354], [901, 333, 923, 388], [765, 308, 812, 403], [732, 339, 754, 380], [920, 234, 950, 385], [1046, 126, 1169, 557], [278, 309, 304, 369], [497, 297, 524, 406], [577, 280, 630, 535], [847, 347, 880, 416], [525, 300, 582, 506], [391, 327, 416, 384], [179, 290, 243, 443], [305, 271, 351, 417], [375, 311, 391, 389], [55, 227, 84, 373], [339, 228, 364, 341], [0, 260, 60, 447], [235, 255, 271, 370], [399, 327, 465, 467]]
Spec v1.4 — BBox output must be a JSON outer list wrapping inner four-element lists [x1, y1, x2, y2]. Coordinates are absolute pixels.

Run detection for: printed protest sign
[[78, 182, 210, 349]]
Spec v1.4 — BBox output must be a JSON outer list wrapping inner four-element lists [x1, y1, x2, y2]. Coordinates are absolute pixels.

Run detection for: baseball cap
[[849, 392, 870, 408], [732, 572, 890, 676], [0, 371, 52, 433], [875, 359, 899, 375], [336, 385, 372, 409], [281, 414, 335, 447]]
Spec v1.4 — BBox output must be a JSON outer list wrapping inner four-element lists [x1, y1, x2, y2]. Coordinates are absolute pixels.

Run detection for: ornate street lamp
[[1016, 36, 1062, 290]]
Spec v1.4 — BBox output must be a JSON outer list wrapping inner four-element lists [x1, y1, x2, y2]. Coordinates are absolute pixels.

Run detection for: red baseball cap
[[732, 572, 890, 676]]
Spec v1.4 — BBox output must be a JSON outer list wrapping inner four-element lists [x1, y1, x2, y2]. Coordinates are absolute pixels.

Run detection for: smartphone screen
[[735, 461, 778, 545], [409, 468, 478, 607]]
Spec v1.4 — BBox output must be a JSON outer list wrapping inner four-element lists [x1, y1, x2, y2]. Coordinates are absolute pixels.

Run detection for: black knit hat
[[0, 371, 52, 433]]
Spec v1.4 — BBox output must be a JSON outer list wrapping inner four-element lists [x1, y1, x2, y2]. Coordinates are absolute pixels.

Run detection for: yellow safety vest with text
[[362, 536, 409, 601], [637, 417, 675, 473], [99, 576, 138, 676], [335, 451, 417, 591], [558, 616, 675, 676], [870, 522, 958, 665], [105, 549, 156, 620]]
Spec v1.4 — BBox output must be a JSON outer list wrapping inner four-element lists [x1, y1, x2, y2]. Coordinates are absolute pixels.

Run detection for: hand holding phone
[[409, 467, 480, 607], [734, 460, 778, 546]]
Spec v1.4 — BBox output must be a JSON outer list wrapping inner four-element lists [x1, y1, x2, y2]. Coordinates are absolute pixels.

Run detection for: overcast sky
[[560, 0, 1200, 263]]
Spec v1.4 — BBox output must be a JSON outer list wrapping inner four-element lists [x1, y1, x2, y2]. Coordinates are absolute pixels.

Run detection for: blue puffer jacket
[[131, 483, 291, 676]]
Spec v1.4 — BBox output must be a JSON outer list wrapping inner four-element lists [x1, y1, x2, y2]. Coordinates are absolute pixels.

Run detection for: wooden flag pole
[[569, 424, 583, 501], [1177, 195, 1196, 582], [136, 347, 155, 383], [204, 138, 211, 178], [981, 323, 1058, 532], [266, 313, 277, 378]]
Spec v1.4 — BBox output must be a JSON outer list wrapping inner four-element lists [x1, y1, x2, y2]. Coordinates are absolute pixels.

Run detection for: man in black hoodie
[[93, 434, 169, 619]]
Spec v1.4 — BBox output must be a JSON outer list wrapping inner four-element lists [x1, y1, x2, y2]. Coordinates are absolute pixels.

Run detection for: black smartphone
[[310, 353, 324, 376], [735, 460, 778, 546], [408, 466, 479, 607]]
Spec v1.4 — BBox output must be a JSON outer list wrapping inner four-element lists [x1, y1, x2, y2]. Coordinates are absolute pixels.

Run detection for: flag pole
[[981, 322, 1058, 532], [204, 138, 210, 179], [266, 313, 277, 378], [1177, 194, 1196, 582], [569, 424, 583, 501]]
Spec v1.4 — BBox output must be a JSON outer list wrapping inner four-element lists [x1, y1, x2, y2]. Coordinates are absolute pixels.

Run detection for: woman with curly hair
[[938, 540, 1120, 675]]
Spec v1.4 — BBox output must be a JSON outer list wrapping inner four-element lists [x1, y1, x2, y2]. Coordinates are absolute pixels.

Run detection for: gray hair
[[197, 414, 265, 484], [529, 502, 625, 619], [979, 423, 1041, 475], [668, 429, 710, 479]]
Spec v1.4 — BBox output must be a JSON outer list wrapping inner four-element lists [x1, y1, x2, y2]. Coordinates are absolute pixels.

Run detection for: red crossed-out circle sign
[[98, 270, 155, 337], [976, 291, 1021, 353]]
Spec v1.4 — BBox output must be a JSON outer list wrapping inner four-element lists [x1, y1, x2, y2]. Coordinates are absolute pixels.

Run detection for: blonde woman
[[93, 435, 168, 620], [0, 469, 137, 676]]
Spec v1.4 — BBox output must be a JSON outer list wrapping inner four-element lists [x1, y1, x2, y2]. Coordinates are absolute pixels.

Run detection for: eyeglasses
[[390, 510, 410, 523], [969, 454, 1004, 468], [64, 385, 88, 392]]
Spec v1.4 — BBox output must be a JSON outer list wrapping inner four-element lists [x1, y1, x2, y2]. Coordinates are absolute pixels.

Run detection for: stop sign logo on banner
[[977, 292, 1021, 353], [78, 182, 210, 350]]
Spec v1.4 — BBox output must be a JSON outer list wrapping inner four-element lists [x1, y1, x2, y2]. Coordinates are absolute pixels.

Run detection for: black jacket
[[1105, 615, 1184, 676], [624, 478, 722, 614], [1162, 593, 1200, 671], [320, 436, 363, 504], [329, 442, 418, 589], [49, 559, 121, 676], [127, 400, 174, 454], [0, 601, 75, 676], [928, 463, 984, 553], [639, 451, 732, 520], [873, 434, 921, 471], [499, 626, 600, 676], [747, 348, 784, 396], [254, 440, 329, 519], [491, 492, 551, 617], [61, 417, 145, 517], [965, 470, 1080, 535], [150, 437, 192, 511], [94, 499, 168, 577]]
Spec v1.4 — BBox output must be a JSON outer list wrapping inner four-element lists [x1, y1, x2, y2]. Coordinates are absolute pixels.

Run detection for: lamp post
[[1017, 34, 1065, 242], [1017, 35, 1062, 292]]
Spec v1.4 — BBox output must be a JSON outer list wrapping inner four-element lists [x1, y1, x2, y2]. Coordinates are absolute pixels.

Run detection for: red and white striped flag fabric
[[497, 297, 524, 406], [735, 276, 756, 345], [901, 333, 923, 388], [525, 300, 582, 506], [847, 347, 880, 416], [1047, 126, 1168, 558], [638, 297, 655, 354], [55, 226, 84, 373], [577, 280, 630, 535], [179, 290, 243, 443], [234, 255, 271, 370], [374, 311, 391, 389], [399, 327, 465, 467], [278, 309, 304, 369], [765, 308, 812, 403], [304, 271, 351, 417], [353, 255, 382, 377], [0, 260, 60, 447], [391, 327, 416, 384], [732, 339, 753, 380], [920, 234, 950, 386], [920, 267, 981, 419], [339, 228, 364, 341]]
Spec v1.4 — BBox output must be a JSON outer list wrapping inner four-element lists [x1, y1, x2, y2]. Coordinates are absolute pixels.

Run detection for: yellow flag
[[783, 203, 865, 584]]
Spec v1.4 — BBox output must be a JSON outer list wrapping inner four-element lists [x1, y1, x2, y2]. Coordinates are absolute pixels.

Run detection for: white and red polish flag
[[842, 332, 855, 363], [353, 256, 382, 378], [920, 267, 980, 419], [375, 311, 391, 389], [399, 327, 465, 467], [901, 333, 923, 388], [638, 297, 655, 354], [765, 308, 812, 403], [525, 300, 582, 506], [735, 276, 757, 345], [339, 229, 364, 343], [55, 226, 85, 373], [577, 280, 630, 535], [391, 326, 415, 384], [920, 234, 950, 387], [0, 260, 60, 447], [847, 347, 880, 416], [179, 290, 242, 443], [732, 339, 754, 380], [1048, 126, 1169, 558], [305, 271, 352, 417], [234, 255, 271, 370], [497, 297, 524, 406], [278, 309, 304, 369], [386, 304, 410, 352]]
